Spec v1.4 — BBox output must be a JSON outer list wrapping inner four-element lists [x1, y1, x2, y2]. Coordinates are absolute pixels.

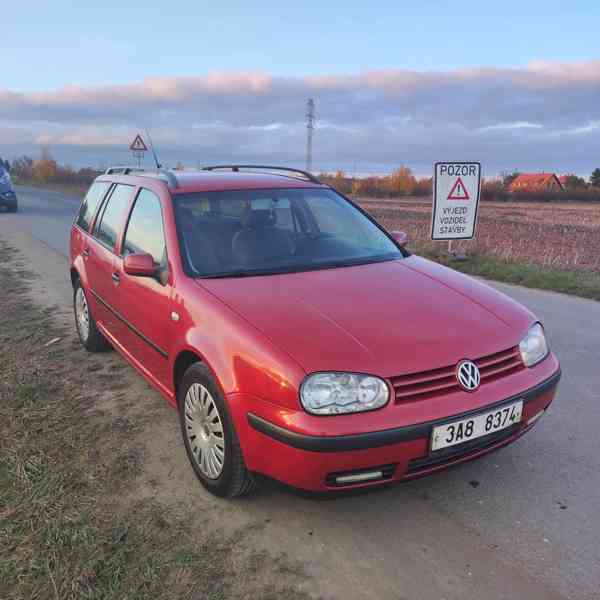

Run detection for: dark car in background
[[0, 166, 17, 212]]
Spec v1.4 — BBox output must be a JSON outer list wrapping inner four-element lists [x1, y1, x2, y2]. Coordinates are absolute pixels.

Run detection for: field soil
[[357, 197, 600, 272]]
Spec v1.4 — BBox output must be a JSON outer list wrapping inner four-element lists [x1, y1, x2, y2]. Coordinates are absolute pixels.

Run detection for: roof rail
[[103, 166, 178, 189], [202, 165, 322, 184], [104, 166, 144, 175]]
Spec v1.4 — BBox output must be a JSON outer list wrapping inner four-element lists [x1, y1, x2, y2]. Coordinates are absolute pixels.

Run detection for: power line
[[306, 98, 316, 173]]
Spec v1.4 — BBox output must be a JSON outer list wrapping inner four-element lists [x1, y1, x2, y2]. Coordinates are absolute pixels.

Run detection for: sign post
[[129, 134, 148, 168], [431, 162, 481, 254]]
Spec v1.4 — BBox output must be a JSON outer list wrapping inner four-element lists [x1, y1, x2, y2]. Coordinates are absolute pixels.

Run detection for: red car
[[70, 165, 561, 497]]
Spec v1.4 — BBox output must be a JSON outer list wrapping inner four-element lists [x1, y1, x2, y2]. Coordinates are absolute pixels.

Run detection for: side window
[[93, 184, 134, 251], [122, 189, 166, 265], [76, 181, 110, 231]]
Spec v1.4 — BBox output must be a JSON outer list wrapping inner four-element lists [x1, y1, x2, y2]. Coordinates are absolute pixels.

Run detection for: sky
[[2, 0, 600, 175]]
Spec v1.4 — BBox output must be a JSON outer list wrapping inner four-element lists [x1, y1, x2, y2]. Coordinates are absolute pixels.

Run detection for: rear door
[[71, 179, 112, 277], [114, 187, 172, 388], [86, 184, 135, 340]]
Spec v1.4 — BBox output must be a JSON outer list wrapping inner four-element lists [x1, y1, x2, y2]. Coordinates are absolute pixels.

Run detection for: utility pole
[[306, 98, 316, 173]]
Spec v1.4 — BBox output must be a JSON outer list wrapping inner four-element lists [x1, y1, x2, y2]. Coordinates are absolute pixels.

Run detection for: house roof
[[508, 172, 563, 191]]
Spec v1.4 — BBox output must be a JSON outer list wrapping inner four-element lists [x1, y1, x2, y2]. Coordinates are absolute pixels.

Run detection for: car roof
[[96, 168, 326, 195]]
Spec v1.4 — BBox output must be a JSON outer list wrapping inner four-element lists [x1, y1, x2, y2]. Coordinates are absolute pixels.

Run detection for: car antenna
[[145, 128, 162, 169]]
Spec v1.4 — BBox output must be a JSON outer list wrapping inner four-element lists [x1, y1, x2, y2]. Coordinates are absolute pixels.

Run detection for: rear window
[[93, 184, 134, 251], [76, 181, 111, 231]]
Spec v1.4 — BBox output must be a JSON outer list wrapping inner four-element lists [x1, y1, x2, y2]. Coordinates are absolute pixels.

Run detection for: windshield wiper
[[200, 268, 282, 279], [199, 255, 401, 279]]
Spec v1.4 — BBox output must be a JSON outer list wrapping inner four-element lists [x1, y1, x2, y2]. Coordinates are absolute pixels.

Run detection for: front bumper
[[236, 363, 561, 492], [0, 191, 17, 208]]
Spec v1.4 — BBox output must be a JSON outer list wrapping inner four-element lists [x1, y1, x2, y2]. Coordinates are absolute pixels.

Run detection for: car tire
[[178, 362, 256, 497], [73, 280, 109, 352], [7, 203, 17, 213]]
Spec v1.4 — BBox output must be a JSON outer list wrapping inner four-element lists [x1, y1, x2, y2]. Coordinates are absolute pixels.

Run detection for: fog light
[[335, 470, 383, 485], [526, 409, 545, 426], [326, 464, 396, 486]]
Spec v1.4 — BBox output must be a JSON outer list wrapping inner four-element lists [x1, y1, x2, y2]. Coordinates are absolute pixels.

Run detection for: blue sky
[[2, 1, 600, 175], [4, 1, 599, 90]]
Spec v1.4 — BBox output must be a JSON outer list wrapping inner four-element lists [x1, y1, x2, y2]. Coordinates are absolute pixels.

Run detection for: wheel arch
[[70, 266, 80, 289], [70, 256, 90, 291]]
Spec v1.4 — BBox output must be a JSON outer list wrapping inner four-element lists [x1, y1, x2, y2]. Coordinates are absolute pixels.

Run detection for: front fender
[[170, 315, 306, 413]]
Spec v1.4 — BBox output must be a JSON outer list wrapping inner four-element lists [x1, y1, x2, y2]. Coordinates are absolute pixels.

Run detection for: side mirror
[[123, 253, 156, 277], [390, 230, 409, 247]]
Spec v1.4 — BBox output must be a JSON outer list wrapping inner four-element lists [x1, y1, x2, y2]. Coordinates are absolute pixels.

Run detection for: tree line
[[3, 150, 600, 201], [1, 149, 101, 187]]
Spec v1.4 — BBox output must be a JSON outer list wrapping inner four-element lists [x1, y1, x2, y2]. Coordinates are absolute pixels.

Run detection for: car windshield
[[174, 188, 402, 277]]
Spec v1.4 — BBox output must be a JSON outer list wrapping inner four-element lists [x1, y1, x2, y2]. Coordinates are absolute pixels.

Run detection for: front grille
[[406, 423, 521, 474], [390, 346, 525, 403]]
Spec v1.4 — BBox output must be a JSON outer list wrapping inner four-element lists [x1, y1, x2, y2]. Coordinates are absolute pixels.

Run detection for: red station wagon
[[70, 165, 561, 496]]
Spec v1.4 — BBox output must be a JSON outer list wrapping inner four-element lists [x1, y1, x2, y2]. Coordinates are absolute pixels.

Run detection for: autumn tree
[[414, 177, 432, 196], [32, 158, 58, 183], [331, 170, 352, 194], [501, 171, 521, 189], [389, 166, 416, 196], [11, 155, 34, 180], [562, 174, 587, 190]]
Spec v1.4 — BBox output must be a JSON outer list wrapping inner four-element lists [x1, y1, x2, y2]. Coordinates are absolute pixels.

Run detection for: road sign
[[129, 134, 148, 167], [129, 134, 148, 152], [431, 162, 481, 240]]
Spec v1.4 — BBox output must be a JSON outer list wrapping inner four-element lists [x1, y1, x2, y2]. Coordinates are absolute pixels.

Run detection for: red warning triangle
[[129, 134, 148, 152], [447, 176, 470, 200]]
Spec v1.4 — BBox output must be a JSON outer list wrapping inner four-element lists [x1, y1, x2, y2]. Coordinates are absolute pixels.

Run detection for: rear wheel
[[74, 281, 109, 352], [178, 362, 256, 497]]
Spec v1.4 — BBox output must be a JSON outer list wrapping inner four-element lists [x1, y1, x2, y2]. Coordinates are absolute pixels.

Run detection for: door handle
[[111, 272, 120, 284], [82, 247, 90, 257]]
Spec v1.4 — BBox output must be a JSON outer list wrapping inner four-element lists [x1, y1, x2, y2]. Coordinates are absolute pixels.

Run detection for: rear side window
[[123, 189, 166, 265], [76, 181, 110, 231], [93, 184, 134, 251]]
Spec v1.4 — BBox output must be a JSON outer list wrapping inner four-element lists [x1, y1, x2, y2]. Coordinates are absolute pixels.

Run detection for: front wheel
[[178, 363, 256, 497], [73, 281, 109, 352]]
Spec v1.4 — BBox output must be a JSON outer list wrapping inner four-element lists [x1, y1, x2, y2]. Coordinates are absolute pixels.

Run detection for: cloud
[[1, 61, 600, 173]]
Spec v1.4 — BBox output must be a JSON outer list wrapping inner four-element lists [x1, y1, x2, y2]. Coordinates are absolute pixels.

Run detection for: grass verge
[[415, 244, 600, 301], [0, 240, 310, 600]]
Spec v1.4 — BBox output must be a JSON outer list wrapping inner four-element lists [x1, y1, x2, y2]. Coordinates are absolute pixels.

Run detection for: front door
[[114, 187, 172, 391]]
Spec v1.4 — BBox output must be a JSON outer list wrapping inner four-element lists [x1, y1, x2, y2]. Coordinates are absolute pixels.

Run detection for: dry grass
[[0, 240, 312, 600]]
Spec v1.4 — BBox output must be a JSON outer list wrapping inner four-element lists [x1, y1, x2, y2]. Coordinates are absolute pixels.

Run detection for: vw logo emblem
[[456, 360, 481, 391]]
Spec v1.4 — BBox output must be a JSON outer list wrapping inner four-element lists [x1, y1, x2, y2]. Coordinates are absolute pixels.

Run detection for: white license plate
[[430, 400, 523, 452]]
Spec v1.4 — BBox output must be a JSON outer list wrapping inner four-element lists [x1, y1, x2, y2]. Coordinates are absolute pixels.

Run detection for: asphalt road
[[2, 185, 599, 600]]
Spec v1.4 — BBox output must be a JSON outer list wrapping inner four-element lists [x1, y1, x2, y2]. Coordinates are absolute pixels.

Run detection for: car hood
[[198, 256, 534, 376]]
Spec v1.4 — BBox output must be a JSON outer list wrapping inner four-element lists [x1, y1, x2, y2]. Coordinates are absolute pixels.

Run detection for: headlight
[[519, 323, 549, 367], [300, 372, 389, 415]]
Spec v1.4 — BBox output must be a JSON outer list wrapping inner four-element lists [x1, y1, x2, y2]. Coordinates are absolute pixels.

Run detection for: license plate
[[430, 400, 523, 452]]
